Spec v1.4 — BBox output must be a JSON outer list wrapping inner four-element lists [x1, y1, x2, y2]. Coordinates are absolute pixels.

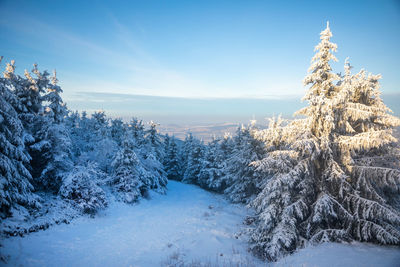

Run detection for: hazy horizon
[[66, 91, 400, 126]]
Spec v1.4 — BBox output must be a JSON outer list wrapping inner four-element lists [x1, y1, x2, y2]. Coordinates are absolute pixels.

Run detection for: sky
[[0, 0, 399, 124]]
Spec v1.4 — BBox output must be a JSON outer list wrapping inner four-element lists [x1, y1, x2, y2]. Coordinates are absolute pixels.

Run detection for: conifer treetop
[[303, 21, 339, 101]]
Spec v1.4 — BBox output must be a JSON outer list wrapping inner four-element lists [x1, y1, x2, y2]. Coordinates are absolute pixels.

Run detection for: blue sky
[[1, 0, 399, 123]]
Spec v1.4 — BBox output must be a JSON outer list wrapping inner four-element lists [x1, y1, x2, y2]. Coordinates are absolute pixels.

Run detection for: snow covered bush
[[59, 163, 107, 214]]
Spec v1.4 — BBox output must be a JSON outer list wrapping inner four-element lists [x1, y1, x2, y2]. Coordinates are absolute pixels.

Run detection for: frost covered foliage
[[193, 124, 265, 200], [82, 111, 118, 173], [182, 134, 204, 184], [111, 137, 152, 203], [0, 60, 39, 217], [198, 137, 227, 192], [141, 121, 168, 193], [0, 58, 168, 228], [224, 125, 265, 203], [248, 22, 400, 261], [163, 135, 181, 181], [60, 163, 107, 214], [67, 113, 168, 203]]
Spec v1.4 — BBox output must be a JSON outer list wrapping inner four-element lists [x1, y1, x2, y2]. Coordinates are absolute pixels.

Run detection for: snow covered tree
[[128, 118, 146, 148], [299, 21, 340, 139], [299, 22, 400, 248], [111, 136, 152, 203], [248, 117, 312, 261], [21, 67, 73, 192], [198, 137, 227, 192], [224, 124, 265, 203], [138, 121, 168, 192], [141, 151, 168, 194], [182, 135, 204, 184], [249, 22, 400, 261], [84, 111, 117, 173], [42, 70, 67, 123], [164, 135, 181, 181], [145, 121, 164, 161], [110, 118, 125, 146], [66, 111, 93, 158], [9, 63, 47, 121], [34, 122, 73, 192], [179, 133, 195, 182], [0, 60, 39, 217]]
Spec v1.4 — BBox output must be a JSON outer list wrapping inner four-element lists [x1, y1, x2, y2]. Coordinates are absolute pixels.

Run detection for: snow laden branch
[[237, 22, 400, 261]]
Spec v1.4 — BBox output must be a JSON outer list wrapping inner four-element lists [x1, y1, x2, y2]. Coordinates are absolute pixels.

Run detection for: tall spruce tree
[[164, 135, 181, 181], [249, 22, 400, 261], [198, 137, 226, 192], [1, 59, 39, 216], [182, 136, 204, 184], [224, 125, 265, 203], [111, 136, 151, 203]]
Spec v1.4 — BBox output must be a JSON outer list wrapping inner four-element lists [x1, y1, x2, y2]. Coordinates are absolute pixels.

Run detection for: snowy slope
[[1, 181, 399, 267], [1, 181, 260, 266]]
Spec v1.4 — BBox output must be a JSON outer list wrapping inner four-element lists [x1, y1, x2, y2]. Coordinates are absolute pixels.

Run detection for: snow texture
[[2, 181, 399, 267], [1, 181, 260, 266]]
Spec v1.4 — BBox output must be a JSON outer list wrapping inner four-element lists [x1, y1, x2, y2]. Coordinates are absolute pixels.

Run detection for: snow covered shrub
[[249, 22, 400, 261], [59, 163, 107, 214]]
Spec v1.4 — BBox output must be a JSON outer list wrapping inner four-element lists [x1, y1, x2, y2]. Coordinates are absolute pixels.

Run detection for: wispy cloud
[[0, 8, 307, 99], [0, 8, 216, 97]]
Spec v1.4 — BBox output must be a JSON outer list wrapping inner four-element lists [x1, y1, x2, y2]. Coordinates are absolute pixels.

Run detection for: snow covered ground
[[1, 181, 260, 266], [2, 181, 400, 267]]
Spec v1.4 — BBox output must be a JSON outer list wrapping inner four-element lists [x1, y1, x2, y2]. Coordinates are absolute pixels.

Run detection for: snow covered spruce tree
[[111, 136, 152, 203], [178, 133, 195, 182], [110, 118, 125, 146], [34, 70, 73, 191], [163, 135, 181, 181], [43, 70, 68, 123], [249, 22, 400, 261], [249, 116, 312, 261], [129, 117, 146, 148], [198, 137, 227, 192], [14, 64, 65, 189], [182, 134, 204, 184], [84, 111, 117, 173], [145, 121, 165, 161], [0, 58, 39, 217], [224, 124, 265, 203], [142, 121, 168, 192]]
